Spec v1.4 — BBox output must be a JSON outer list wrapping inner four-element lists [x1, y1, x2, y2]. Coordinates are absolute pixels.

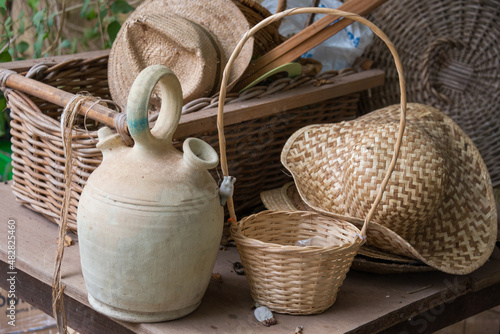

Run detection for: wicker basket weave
[[216, 8, 406, 314], [1, 54, 374, 232], [360, 0, 500, 187], [233, 211, 363, 314]]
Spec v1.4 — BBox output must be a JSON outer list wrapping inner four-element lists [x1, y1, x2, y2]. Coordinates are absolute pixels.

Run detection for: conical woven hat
[[108, 0, 253, 109], [279, 103, 497, 275]]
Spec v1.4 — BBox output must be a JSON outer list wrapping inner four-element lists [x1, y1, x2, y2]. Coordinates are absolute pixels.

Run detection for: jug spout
[[183, 138, 219, 171], [96, 126, 127, 160]]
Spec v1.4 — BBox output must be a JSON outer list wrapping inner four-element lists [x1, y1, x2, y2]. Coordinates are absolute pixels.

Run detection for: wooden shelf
[[0, 182, 499, 333]]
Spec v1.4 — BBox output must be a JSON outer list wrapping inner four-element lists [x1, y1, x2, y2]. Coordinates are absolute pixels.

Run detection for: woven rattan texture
[[234, 0, 285, 58], [231, 210, 363, 314], [5, 56, 359, 231], [282, 104, 496, 274], [8, 57, 109, 230], [360, 0, 500, 187]]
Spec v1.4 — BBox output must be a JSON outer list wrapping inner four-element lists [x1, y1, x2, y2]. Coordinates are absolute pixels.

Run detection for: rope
[[0, 69, 16, 93], [114, 113, 134, 146], [53, 93, 101, 334]]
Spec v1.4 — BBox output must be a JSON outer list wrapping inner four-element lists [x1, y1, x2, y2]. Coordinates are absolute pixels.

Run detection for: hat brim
[[261, 183, 432, 268], [109, 0, 253, 109], [126, 0, 253, 85], [279, 103, 498, 275]]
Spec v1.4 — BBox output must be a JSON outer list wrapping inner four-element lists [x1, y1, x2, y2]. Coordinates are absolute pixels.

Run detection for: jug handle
[[126, 65, 182, 148]]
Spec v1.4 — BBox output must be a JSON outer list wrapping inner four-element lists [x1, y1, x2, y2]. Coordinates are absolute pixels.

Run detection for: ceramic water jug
[[77, 65, 224, 322]]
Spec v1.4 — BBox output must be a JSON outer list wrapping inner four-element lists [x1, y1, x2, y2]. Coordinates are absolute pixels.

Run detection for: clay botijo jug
[[77, 65, 224, 322]]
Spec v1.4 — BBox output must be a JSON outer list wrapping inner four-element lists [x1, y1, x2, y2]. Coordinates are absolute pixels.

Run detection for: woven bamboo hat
[[108, 0, 253, 109], [265, 103, 497, 275]]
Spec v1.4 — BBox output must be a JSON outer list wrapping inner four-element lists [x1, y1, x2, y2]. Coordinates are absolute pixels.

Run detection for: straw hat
[[108, 0, 253, 109], [263, 103, 497, 275]]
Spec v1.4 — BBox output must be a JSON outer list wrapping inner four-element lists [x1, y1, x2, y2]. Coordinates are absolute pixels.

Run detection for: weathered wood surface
[[0, 182, 499, 333]]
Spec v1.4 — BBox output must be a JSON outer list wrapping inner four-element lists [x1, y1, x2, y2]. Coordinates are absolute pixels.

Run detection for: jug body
[[77, 65, 223, 322]]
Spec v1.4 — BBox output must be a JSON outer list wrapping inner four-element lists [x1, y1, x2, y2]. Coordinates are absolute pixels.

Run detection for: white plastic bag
[[262, 0, 374, 71]]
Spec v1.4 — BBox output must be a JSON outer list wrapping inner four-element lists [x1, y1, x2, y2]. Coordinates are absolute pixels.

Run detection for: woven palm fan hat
[[274, 103, 497, 275], [108, 0, 253, 109]]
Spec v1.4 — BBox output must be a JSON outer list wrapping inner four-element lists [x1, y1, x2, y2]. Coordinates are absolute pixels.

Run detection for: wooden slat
[[0, 50, 109, 72], [1, 65, 384, 140]]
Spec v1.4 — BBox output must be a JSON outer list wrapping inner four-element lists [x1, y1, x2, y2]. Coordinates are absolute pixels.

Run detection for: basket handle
[[217, 7, 407, 239]]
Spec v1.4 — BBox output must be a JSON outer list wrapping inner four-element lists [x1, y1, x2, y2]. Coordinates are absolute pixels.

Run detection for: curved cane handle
[[217, 7, 407, 239]]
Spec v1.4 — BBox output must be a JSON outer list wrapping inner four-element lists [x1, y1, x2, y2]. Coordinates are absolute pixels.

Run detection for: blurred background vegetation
[[0, 0, 142, 62]]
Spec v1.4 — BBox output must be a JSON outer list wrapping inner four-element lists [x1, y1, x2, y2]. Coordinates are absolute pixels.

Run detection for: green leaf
[[85, 8, 97, 20], [71, 37, 78, 53], [80, 0, 91, 18], [34, 33, 46, 58], [107, 21, 121, 44], [0, 0, 6, 11], [111, 0, 134, 14], [17, 41, 29, 53], [27, 0, 40, 11], [4, 16, 11, 28], [0, 93, 6, 137], [58, 39, 71, 49], [0, 51, 12, 62], [84, 27, 99, 39], [33, 10, 45, 31], [18, 16, 25, 34], [48, 11, 57, 27]]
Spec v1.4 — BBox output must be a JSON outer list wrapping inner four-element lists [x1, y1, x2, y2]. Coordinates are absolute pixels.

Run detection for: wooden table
[[1, 182, 499, 333]]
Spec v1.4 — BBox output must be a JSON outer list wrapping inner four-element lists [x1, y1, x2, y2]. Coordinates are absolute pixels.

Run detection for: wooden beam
[[0, 50, 109, 72], [174, 69, 384, 138]]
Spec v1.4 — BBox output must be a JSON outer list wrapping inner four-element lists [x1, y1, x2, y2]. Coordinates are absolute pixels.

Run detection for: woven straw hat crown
[[108, 0, 253, 110], [280, 103, 497, 275]]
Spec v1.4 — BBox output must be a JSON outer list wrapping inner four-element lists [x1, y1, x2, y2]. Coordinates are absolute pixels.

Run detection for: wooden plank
[[2, 65, 383, 140], [174, 69, 384, 138], [1, 182, 499, 333], [0, 261, 134, 334], [0, 50, 109, 72], [380, 282, 500, 334]]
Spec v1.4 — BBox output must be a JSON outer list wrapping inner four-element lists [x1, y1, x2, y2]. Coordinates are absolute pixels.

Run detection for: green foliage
[[1, 0, 137, 60], [107, 21, 121, 45], [112, 0, 134, 14], [0, 93, 6, 137]]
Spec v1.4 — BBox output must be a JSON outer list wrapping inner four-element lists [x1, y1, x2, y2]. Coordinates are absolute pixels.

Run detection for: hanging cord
[[53, 93, 101, 334]]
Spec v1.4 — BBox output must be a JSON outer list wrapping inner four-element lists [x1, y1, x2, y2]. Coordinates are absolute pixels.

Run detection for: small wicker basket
[[216, 8, 406, 314], [232, 210, 364, 314]]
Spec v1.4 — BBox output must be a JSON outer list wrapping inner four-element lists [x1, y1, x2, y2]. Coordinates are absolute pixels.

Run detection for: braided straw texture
[[109, 13, 222, 109], [360, 0, 500, 187], [232, 210, 363, 314], [4, 56, 361, 231], [282, 103, 497, 274]]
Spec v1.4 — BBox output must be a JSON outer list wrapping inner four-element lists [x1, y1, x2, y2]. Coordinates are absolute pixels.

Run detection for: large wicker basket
[[216, 8, 406, 314], [360, 0, 500, 187], [0, 51, 382, 232]]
